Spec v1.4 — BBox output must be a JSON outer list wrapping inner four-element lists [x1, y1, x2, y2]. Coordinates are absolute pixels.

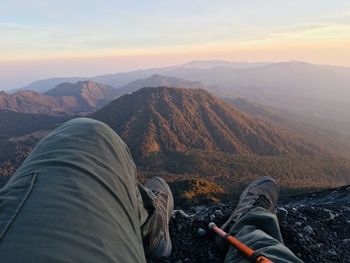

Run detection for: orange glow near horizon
[[2, 24, 350, 67], [2, 38, 350, 67], [1, 1, 350, 88]]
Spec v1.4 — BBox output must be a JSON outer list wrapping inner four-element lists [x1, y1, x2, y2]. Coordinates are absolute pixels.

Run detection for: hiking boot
[[216, 176, 279, 251], [144, 177, 174, 259]]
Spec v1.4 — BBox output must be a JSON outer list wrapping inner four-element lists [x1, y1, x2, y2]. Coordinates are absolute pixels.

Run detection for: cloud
[[285, 24, 330, 33], [0, 22, 44, 32], [250, 23, 350, 42]]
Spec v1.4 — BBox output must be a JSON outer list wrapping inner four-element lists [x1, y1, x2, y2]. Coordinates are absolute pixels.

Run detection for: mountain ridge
[[91, 87, 320, 160], [1, 86, 350, 197], [17, 60, 350, 124], [0, 81, 118, 115], [227, 97, 350, 158], [115, 74, 207, 95], [91, 86, 350, 192], [45, 80, 118, 109]]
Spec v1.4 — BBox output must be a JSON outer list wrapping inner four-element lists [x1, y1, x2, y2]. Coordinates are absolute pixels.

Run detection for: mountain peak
[[148, 74, 168, 79], [115, 75, 206, 95], [45, 80, 114, 96], [44, 80, 118, 110], [132, 86, 209, 95], [92, 87, 319, 166], [0, 81, 119, 115]]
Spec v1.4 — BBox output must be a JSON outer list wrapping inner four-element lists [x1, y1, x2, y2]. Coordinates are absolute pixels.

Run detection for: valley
[[1, 66, 350, 205]]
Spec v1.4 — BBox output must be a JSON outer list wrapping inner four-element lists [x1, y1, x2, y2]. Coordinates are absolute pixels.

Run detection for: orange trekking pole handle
[[209, 223, 273, 263]]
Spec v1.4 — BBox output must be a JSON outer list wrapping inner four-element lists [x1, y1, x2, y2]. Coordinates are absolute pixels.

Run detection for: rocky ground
[[152, 185, 350, 263]]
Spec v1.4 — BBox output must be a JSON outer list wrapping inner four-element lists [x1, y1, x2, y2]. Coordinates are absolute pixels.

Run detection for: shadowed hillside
[[0, 90, 69, 115], [0, 110, 68, 185], [0, 110, 67, 138], [227, 97, 350, 158]]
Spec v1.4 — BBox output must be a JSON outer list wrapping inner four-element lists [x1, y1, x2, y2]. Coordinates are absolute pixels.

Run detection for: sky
[[1, 0, 350, 89]]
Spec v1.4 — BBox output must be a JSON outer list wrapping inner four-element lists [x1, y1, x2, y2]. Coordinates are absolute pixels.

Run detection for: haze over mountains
[[15, 60, 350, 122], [228, 98, 350, 158], [15, 60, 270, 93], [1, 60, 350, 200], [178, 60, 271, 69], [6, 60, 350, 150], [115, 74, 206, 95]]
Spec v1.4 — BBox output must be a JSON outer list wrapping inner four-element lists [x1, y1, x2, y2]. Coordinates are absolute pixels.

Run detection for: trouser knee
[[61, 117, 109, 133]]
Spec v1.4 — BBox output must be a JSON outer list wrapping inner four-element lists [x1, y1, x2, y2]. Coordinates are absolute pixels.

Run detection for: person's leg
[[224, 208, 303, 263], [218, 177, 302, 263], [0, 118, 156, 262]]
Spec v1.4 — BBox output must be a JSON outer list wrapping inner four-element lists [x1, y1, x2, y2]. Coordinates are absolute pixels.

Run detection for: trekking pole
[[209, 222, 273, 263]]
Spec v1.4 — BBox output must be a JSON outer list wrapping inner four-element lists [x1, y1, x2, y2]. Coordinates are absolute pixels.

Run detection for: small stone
[[325, 209, 338, 220], [210, 214, 215, 221], [328, 249, 337, 257], [214, 209, 224, 218], [303, 225, 314, 235], [277, 207, 288, 217], [174, 210, 191, 218], [295, 221, 302, 227], [198, 227, 207, 236], [218, 202, 226, 208], [342, 238, 350, 244], [300, 216, 307, 222]]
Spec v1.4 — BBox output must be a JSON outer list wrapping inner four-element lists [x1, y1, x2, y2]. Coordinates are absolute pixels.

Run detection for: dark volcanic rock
[[151, 185, 350, 263]]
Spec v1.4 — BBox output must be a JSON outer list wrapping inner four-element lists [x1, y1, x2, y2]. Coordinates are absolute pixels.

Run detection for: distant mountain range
[[227, 97, 350, 158], [15, 60, 350, 123], [1, 61, 350, 195], [3, 65, 350, 158], [16, 60, 271, 93], [179, 60, 271, 69], [0, 81, 119, 115], [0, 75, 209, 115], [1, 86, 350, 195]]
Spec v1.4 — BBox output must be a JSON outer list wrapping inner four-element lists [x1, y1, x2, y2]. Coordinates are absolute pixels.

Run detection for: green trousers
[[0, 118, 302, 262], [224, 208, 303, 263]]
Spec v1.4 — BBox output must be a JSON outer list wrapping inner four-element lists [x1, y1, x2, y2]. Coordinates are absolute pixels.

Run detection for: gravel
[[151, 185, 350, 263]]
